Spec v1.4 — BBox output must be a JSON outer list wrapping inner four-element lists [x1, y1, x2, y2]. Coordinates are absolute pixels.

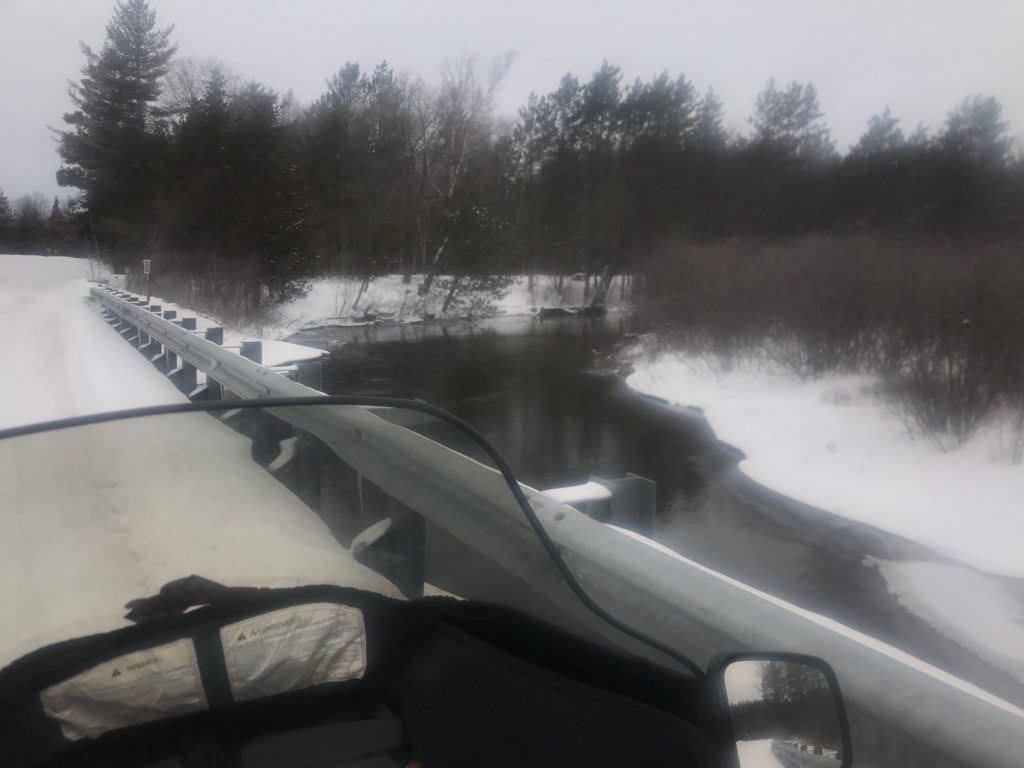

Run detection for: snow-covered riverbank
[[625, 351, 1024, 579], [110, 272, 630, 339], [269, 274, 628, 336]]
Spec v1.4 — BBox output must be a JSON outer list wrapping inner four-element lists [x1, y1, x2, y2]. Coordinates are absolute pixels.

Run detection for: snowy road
[[0, 255, 397, 667], [0, 256, 187, 430]]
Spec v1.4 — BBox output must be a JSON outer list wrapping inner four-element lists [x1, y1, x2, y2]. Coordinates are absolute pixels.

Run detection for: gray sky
[[2, 0, 1022, 200], [724, 659, 766, 704]]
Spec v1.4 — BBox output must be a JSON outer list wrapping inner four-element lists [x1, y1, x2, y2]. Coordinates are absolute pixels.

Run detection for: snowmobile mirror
[[709, 653, 852, 768]]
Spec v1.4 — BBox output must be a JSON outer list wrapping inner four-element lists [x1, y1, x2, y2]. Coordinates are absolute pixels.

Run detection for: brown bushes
[[124, 256, 306, 331], [638, 236, 1024, 453]]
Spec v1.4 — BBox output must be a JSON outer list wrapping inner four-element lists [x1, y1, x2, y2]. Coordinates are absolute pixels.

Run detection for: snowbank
[[265, 274, 629, 336], [542, 481, 613, 504], [869, 558, 1024, 684], [611, 525, 1024, 720], [104, 272, 629, 341], [625, 351, 1024, 578], [115, 273, 626, 339]]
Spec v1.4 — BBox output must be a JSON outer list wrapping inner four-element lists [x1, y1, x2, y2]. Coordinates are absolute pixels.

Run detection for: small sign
[[142, 259, 151, 275]]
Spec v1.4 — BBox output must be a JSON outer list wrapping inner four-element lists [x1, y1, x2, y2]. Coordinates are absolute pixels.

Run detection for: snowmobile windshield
[[0, 397, 664, 672]]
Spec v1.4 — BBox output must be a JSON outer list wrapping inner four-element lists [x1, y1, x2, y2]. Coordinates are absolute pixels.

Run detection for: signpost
[[143, 259, 151, 304]]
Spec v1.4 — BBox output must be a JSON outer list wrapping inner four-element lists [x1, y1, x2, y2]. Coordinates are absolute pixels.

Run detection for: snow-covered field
[[0, 255, 396, 666], [626, 349, 1024, 685], [626, 351, 1024, 579], [869, 558, 1024, 685]]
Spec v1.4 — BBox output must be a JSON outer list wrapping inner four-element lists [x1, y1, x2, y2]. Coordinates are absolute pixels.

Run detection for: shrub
[[637, 235, 1024, 455]]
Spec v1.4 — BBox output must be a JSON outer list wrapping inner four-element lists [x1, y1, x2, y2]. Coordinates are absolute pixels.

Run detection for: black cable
[[0, 395, 705, 678], [408, 398, 708, 679]]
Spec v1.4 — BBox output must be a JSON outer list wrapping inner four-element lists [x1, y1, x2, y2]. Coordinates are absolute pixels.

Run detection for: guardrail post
[[181, 317, 196, 331], [148, 304, 161, 313], [591, 473, 656, 536], [139, 333, 160, 359], [203, 327, 224, 400], [296, 361, 323, 392], [381, 501, 426, 599], [163, 316, 197, 394], [144, 342, 163, 366], [182, 362, 198, 394], [162, 310, 176, 321], [296, 431, 323, 510], [160, 347, 177, 376], [167, 361, 196, 394], [240, 340, 262, 365], [124, 322, 141, 348]]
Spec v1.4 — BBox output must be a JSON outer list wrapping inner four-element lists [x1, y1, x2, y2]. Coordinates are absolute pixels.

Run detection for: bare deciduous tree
[[417, 52, 514, 297]]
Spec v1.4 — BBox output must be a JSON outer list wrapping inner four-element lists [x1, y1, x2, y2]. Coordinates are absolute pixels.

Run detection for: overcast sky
[[2, 0, 1022, 200]]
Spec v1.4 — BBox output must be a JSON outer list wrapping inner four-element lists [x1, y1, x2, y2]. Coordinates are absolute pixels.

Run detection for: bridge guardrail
[[91, 285, 1024, 768]]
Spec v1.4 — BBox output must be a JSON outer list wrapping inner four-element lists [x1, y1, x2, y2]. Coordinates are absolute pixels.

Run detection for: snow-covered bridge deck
[[0, 255, 395, 667]]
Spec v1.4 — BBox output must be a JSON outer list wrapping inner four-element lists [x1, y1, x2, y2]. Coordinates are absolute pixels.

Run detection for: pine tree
[[56, 0, 177, 255], [0, 187, 12, 253], [161, 71, 313, 314], [694, 87, 726, 148], [849, 107, 906, 157], [0, 187, 11, 224], [619, 72, 697, 150], [103, 0, 178, 129], [941, 95, 1010, 167], [750, 78, 835, 161]]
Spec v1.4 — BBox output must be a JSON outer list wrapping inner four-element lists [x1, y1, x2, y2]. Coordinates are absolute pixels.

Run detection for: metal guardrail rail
[[91, 285, 1024, 768]]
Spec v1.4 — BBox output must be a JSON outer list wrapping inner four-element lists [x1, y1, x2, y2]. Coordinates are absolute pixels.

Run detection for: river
[[289, 312, 1024, 706]]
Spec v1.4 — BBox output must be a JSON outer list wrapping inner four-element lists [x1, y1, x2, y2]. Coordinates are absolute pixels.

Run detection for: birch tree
[[417, 52, 514, 297]]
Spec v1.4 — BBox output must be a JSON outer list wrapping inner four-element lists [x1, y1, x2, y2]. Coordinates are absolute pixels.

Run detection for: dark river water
[[289, 313, 1023, 706]]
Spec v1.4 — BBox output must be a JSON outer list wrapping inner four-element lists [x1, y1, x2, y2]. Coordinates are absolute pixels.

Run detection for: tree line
[[0, 191, 78, 255], [13, 0, 1018, 309]]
